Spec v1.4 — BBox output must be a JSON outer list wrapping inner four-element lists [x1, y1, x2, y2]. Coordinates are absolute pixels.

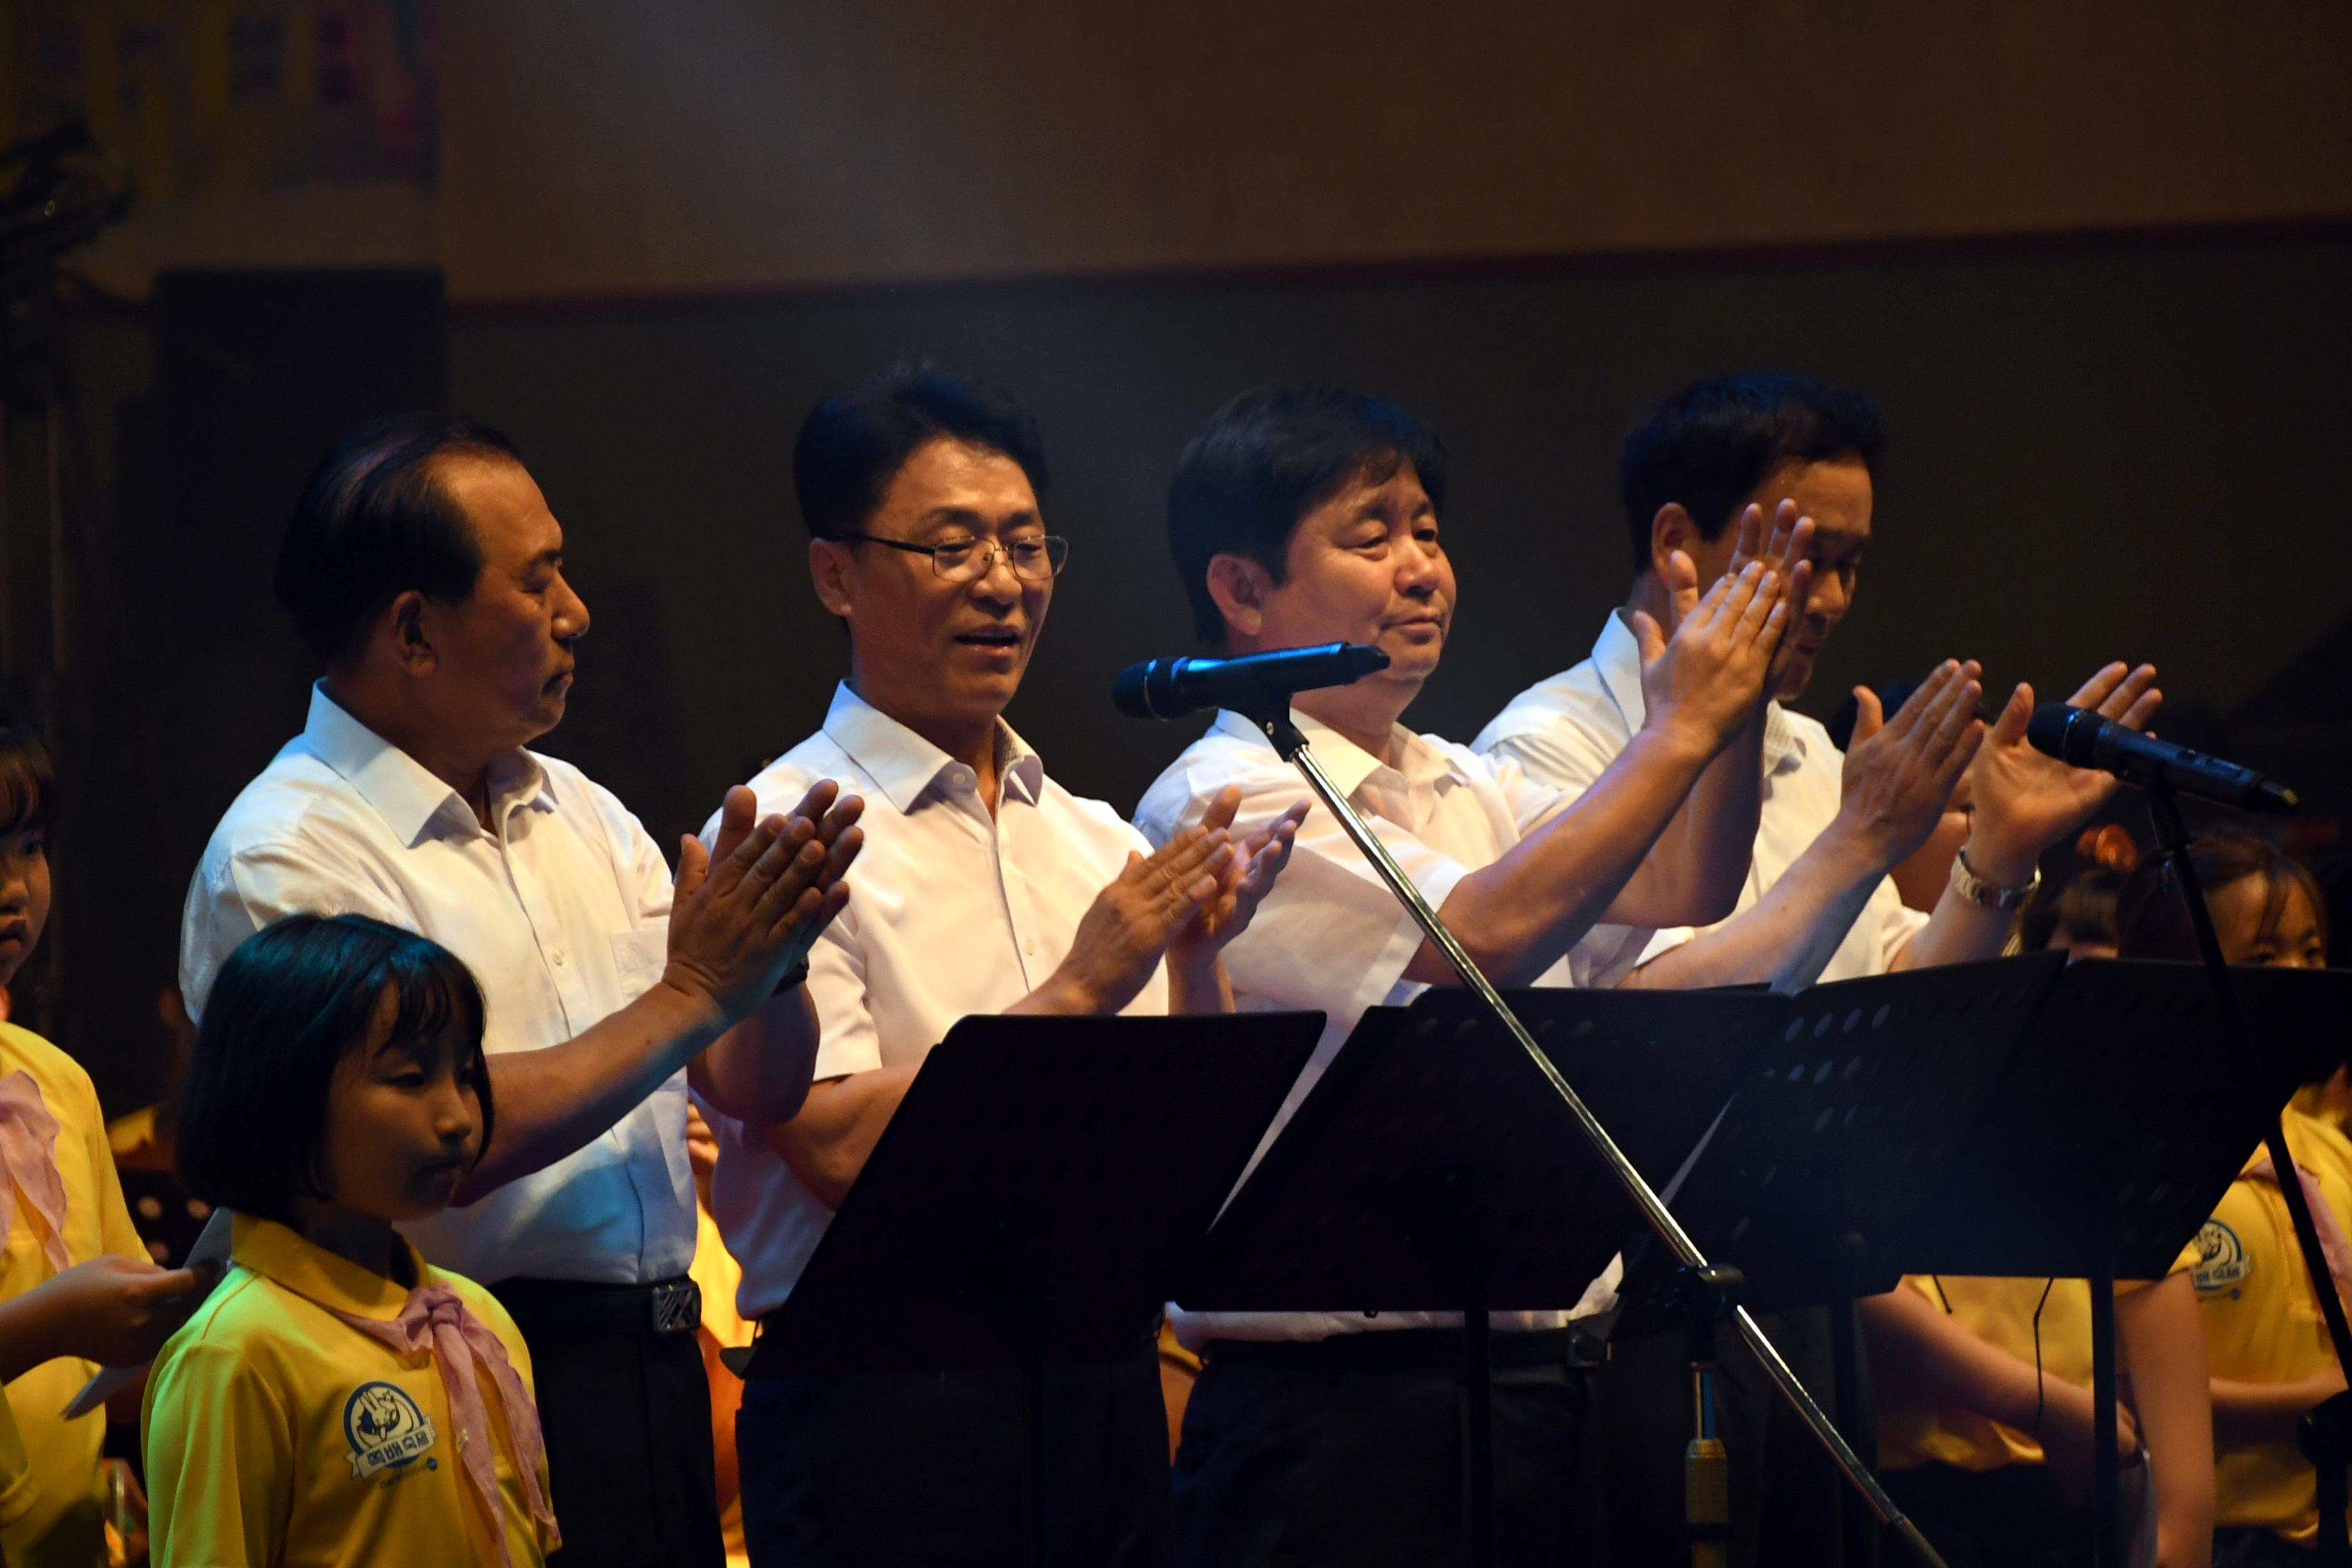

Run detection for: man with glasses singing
[[703, 362, 1301, 1566]]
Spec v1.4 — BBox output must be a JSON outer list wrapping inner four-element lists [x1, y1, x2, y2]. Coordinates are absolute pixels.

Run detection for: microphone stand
[[1241, 705, 1950, 1568], [2142, 783, 2352, 1567]]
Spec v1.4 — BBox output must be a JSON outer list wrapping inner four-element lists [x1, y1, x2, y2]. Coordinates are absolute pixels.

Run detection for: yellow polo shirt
[[143, 1215, 556, 1568], [0, 1020, 146, 1568], [1879, 1246, 2200, 1474], [2197, 1110, 2352, 1546]]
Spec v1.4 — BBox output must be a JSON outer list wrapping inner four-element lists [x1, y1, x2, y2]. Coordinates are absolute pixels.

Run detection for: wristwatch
[[1948, 847, 2040, 911]]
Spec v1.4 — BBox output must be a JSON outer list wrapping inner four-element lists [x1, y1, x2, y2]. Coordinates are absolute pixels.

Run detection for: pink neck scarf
[[336, 1282, 560, 1567], [0, 1070, 70, 1273], [2248, 1152, 2352, 1307]]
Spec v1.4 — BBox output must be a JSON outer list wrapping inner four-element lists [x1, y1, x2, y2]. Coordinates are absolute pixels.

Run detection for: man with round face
[[181, 413, 861, 1568], [708, 364, 1298, 1566], [1474, 373, 2192, 1567], [1131, 384, 1808, 1567]]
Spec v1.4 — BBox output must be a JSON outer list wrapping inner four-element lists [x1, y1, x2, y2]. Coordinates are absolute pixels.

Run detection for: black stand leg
[[2300, 1391, 2352, 1565], [1831, 1233, 1876, 1568], [2090, 1271, 2120, 1568], [1462, 1304, 1495, 1568], [1024, 1337, 1048, 1568], [1671, 1266, 1743, 1568]]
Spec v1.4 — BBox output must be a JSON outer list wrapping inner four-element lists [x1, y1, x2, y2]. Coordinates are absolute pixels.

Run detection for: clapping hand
[[1170, 787, 1308, 965], [1834, 660, 1986, 872], [1634, 502, 1816, 755], [1721, 500, 1821, 694], [1965, 662, 2161, 884], [667, 780, 865, 1025], [1044, 822, 1233, 1015]]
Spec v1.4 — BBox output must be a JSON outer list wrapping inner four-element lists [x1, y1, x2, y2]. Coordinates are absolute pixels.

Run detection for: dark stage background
[[46, 224, 2352, 1113]]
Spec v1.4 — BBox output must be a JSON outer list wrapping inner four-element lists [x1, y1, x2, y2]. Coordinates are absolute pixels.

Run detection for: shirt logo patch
[[344, 1381, 438, 1479], [2193, 1219, 2251, 1295]]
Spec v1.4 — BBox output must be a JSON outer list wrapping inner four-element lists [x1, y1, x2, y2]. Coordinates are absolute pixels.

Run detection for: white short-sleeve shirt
[[1475, 609, 1928, 984], [1132, 707, 1605, 1344], [179, 685, 693, 1286], [704, 683, 1171, 1319]]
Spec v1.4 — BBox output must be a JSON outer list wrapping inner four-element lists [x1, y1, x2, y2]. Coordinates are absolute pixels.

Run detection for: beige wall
[[79, 0, 2352, 299]]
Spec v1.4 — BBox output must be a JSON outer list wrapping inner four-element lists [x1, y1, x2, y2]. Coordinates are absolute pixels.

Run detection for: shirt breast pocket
[[609, 924, 669, 1003]]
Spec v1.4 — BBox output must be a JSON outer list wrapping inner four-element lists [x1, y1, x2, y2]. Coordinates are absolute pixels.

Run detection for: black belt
[[492, 1275, 702, 1341], [1203, 1324, 1605, 1373]]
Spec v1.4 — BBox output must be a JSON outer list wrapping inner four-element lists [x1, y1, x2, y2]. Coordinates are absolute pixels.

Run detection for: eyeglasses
[[842, 532, 1070, 583]]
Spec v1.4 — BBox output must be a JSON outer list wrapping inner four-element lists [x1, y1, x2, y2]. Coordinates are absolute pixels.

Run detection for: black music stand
[[744, 1010, 1324, 1567], [1906, 958, 2350, 1568], [1179, 985, 1782, 1565], [1613, 955, 2066, 1564]]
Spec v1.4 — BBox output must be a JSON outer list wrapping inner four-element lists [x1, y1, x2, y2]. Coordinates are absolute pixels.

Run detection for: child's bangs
[[2255, 859, 2330, 953], [0, 737, 52, 837], [375, 936, 488, 1061]]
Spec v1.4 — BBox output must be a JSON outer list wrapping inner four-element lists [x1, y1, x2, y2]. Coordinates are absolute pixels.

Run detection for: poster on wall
[[3, 0, 438, 194]]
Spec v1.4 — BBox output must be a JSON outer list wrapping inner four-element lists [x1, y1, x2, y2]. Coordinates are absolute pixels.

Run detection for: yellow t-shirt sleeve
[[144, 1336, 293, 1568], [79, 1083, 148, 1261]]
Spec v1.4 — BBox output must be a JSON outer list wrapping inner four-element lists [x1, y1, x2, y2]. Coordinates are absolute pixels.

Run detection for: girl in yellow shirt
[[142, 914, 560, 1568], [0, 711, 204, 1568], [2118, 827, 2342, 1567]]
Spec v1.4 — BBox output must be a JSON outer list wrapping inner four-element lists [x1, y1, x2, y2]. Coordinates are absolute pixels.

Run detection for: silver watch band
[[1948, 846, 2040, 911]]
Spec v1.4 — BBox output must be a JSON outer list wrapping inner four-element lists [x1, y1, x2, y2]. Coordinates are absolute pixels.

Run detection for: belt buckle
[[649, 1278, 701, 1337]]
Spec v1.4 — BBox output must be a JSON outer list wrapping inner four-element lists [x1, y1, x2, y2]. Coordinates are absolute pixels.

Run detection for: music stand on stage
[[1909, 957, 2352, 1568], [743, 1009, 1323, 1567], [1179, 984, 1782, 1564], [1615, 955, 2064, 1562], [1631, 956, 2352, 1568]]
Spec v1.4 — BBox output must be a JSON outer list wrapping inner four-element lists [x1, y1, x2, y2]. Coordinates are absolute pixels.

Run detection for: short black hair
[[177, 914, 491, 1228], [275, 411, 521, 665], [1167, 385, 1449, 645], [1619, 373, 1886, 577], [0, 691, 52, 838], [792, 362, 1050, 542]]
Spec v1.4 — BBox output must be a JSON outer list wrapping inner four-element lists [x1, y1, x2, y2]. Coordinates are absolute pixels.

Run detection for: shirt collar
[[301, 684, 554, 846], [821, 682, 1044, 814], [1591, 611, 1807, 776], [1592, 609, 1649, 730], [1208, 707, 1458, 800], [230, 1212, 428, 1322]]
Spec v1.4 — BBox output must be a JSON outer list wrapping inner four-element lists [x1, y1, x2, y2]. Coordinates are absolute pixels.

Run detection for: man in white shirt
[[1477, 373, 2157, 995], [1130, 384, 1808, 1568], [712, 364, 1298, 1568], [181, 413, 861, 1568], [1475, 373, 2165, 1566]]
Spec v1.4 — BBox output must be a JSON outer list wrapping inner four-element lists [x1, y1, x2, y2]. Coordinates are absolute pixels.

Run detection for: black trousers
[[1878, 1462, 2082, 1568], [1171, 1339, 1603, 1567], [495, 1286, 725, 1568], [735, 1342, 1173, 1568], [1595, 1306, 1861, 1568]]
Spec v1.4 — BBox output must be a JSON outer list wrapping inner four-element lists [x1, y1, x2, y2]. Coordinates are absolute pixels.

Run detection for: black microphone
[[2025, 703, 2298, 815], [1113, 642, 1391, 721]]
